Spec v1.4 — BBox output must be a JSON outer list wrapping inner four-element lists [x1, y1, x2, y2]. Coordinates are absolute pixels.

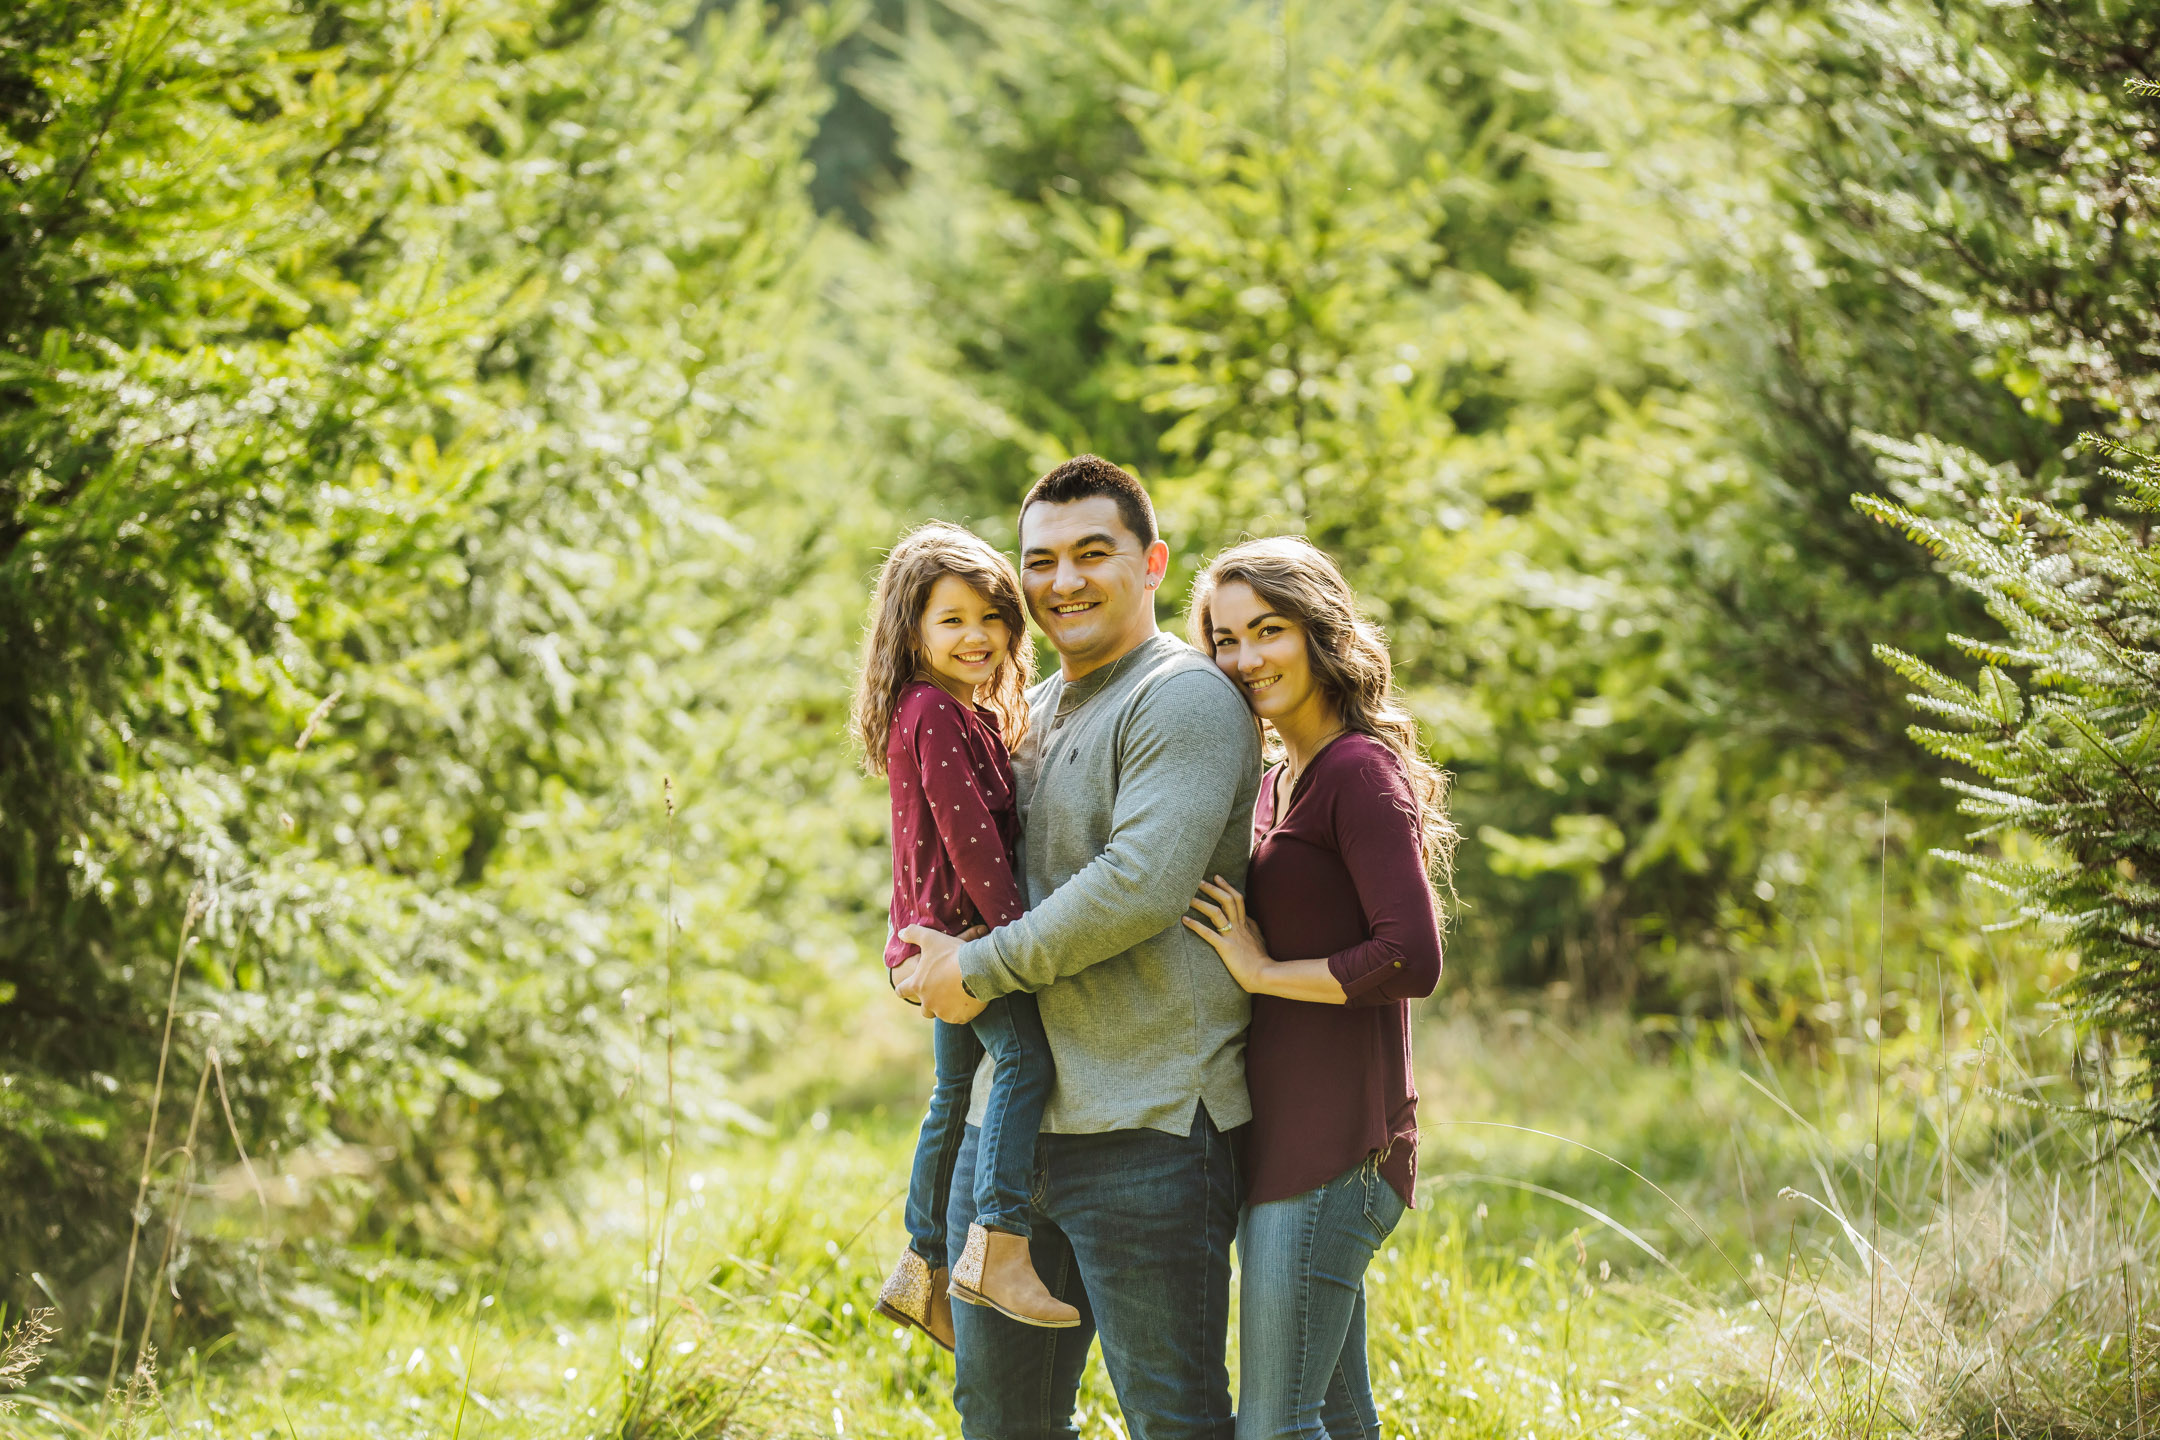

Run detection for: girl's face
[[918, 573, 1014, 698], [1207, 579, 1320, 726]]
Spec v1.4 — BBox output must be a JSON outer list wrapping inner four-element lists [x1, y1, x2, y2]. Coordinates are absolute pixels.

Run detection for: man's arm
[[956, 670, 1259, 999]]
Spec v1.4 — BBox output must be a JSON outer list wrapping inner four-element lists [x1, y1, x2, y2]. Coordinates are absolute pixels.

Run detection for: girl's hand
[[890, 925, 990, 1013], [889, 954, 923, 1004], [1182, 876, 1271, 992]]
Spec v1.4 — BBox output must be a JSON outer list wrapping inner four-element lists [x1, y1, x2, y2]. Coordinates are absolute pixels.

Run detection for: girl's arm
[[910, 695, 1027, 928]]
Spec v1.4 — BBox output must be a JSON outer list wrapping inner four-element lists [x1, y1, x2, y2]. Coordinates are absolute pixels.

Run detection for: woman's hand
[[1183, 876, 1272, 992]]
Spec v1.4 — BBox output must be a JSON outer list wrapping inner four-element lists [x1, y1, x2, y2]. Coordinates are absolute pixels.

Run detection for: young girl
[[852, 522, 1080, 1349]]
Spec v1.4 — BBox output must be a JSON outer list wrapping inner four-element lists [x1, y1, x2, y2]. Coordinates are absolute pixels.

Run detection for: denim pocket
[[1362, 1153, 1406, 1239]]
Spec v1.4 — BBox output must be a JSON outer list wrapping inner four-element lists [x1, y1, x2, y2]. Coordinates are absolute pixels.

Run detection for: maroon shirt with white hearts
[[883, 680, 1026, 969]]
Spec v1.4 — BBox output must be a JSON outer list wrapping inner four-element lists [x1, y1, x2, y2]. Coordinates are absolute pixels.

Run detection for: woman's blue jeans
[[904, 994, 1053, 1259], [1235, 1154, 1407, 1440]]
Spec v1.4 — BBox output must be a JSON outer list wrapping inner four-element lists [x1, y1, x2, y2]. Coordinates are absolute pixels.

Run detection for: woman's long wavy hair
[[1188, 536, 1459, 894], [851, 522, 1035, 776]]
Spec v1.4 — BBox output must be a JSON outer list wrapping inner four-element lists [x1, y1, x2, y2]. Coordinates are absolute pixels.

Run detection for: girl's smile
[[920, 572, 1015, 702]]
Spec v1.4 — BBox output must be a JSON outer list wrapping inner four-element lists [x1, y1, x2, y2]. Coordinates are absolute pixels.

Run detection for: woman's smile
[[1209, 579, 1324, 727]]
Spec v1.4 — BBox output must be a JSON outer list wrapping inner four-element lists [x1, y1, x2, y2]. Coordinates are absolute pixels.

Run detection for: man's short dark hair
[[1021, 455, 1159, 550]]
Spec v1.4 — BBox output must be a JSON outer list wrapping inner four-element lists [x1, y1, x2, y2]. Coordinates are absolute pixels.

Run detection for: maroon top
[[1243, 733, 1442, 1208], [884, 680, 1026, 969]]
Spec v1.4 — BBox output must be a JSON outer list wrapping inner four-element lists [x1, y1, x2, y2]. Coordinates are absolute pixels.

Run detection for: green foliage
[[1735, 0, 2160, 439], [835, 0, 2160, 1011], [10, 0, 2160, 1388], [839, 0, 1976, 989], [1797, 0, 2160, 1125], [1865, 437, 2160, 1129], [0, 0, 889, 1339], [835, 0, 1229, 504]]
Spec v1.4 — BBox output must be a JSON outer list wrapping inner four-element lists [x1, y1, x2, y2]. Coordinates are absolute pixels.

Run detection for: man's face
[[1018, 495, 1168, 677]]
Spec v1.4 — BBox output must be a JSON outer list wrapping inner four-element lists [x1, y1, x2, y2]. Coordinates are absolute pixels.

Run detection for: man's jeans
[[904, 997, 1055, 1260], [945, 1110, 1241, 1440], [1234, 1154, 1407, 1440]]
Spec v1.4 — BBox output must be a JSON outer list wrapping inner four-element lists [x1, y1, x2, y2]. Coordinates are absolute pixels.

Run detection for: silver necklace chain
[[1283, 726, 1347, 792]]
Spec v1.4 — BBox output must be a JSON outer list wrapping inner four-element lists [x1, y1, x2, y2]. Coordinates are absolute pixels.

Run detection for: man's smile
[[1050, 601, 1101, 617]]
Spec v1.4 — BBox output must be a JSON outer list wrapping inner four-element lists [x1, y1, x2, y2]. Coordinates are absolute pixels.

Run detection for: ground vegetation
[[3, 0, 2159, 1431]]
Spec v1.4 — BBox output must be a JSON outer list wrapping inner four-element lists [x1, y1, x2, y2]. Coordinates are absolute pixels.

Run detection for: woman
[[1182, 537, 1454, 1440]]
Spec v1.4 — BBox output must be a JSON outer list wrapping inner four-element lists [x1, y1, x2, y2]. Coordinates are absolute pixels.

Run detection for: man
[[900, 455, 1262, 1440]]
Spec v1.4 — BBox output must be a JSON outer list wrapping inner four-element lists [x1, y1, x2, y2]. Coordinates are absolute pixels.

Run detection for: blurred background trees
[[5, 0, 2158, 1364], [0, 0, 888, 1333]]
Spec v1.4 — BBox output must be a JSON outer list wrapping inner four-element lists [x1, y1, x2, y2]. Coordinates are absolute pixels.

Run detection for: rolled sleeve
[[1328, 947, 1420, 1004]]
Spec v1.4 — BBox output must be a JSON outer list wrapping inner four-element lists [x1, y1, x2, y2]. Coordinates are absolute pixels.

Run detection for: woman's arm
[[1183, 877, 1347, 1002], [1183, 746, 1442, 1007], [1324, 750, 1443, 1007]]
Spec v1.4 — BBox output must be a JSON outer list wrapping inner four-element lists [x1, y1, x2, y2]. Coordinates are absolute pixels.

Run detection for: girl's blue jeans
[[904, 993, 1053, 1258], [1235, 1153, 1407, 1440]]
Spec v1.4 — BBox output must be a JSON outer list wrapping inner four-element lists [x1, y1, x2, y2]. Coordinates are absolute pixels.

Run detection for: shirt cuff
[[958, 936, 1014, 1000], [1327, 950, 1402, 1003]]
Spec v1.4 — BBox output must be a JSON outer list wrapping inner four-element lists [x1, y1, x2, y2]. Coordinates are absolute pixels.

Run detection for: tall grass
[[102, 887, 205, 1400], [6, 814, 2153, 1439], [5, 973, 2149, 1439]]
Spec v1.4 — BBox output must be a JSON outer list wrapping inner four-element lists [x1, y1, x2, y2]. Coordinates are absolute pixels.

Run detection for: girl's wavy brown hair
[[1188, 536, 1459, 893], [851, 522, 1035, 776]]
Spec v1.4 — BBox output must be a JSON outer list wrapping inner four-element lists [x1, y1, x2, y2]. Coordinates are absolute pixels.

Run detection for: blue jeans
[[904, 995, 1053, 1259], [1235, 1155, 1407, 1440], [946, 1110, 1241, 1440]]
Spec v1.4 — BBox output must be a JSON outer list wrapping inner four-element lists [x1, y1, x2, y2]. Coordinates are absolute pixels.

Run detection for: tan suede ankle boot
[[947, 1223, 1081, 1329], [875, 1248, 956, 1352], [927, 1272, 955, 1349]]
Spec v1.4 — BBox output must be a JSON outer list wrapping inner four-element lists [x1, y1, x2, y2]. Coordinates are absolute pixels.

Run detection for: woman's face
[[1207, 579, 1319, 725], [918, 572, 1013, 695]]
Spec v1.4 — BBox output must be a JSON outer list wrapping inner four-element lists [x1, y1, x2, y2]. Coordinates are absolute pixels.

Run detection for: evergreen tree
[[849, 0, 1882, 989], [1830, 2, 2160, 1126], [841, 0, 2160, 998], [1866, 436, 2160, 1132], [0, 0, 880, 1337]]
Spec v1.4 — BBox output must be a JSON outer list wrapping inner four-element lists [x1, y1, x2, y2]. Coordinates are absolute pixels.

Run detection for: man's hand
[[897, 924, 989, 1023]]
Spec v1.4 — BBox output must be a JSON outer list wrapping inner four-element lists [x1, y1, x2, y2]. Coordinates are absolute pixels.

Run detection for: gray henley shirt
[[959, 630, 1263, 1136]]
